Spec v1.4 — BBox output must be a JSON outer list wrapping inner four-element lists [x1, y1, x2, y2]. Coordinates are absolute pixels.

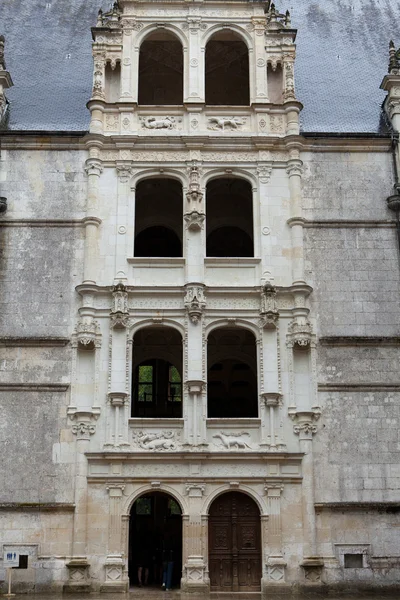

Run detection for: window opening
[[344, 554, 364, 568], [205, 33, 250, 106], [139, 32, 183, 105], [206, 178, 254, 257]]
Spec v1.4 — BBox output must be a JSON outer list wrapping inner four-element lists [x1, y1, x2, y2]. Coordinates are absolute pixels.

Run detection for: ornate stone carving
[[184, 210, 205, 231], [140, 116, 178, 130], [259, 283, 279, 329], [257, 163, 273, 183], [213, 432, 251, 450], [73, 319, 101, 349], [208, 116, 246, 131], [290, 408, 321, 439], [270, 115, 285, 133], [133, 430, 179, 451], [110, 282, 130, 329], [287, 317, 313, 347], [65, 559, 90, 592], [72, 422, 96, 437], [185, 484, 205, 497], [184, 285, 206, 324]]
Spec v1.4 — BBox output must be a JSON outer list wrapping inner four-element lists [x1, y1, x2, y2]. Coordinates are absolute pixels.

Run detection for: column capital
[[286, 159, 303, 178], [106, 482, 125, 496], [85, 158, 103, 177], [261, 392, 282, 407], [264, 481, 284, 497], [289, 407, 321, 439], [108, 392, 129, 407], [185, 380, 206, 394]]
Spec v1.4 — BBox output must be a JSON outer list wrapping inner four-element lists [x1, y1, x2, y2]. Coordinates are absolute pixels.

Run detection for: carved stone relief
[[184, 285, 206, 324], [139, 116, 181, 130], [213, 432, 252, 450], [132, 430, 180, 451], [207, 117, 247, 131]]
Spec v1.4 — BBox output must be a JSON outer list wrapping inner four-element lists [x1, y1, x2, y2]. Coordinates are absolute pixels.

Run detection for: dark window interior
[[207, 328, 258, 418], [206, 37, 250, 105], [139, 34, 183, 105], [134, 178, 183, 258], [206, 178, 253, 257], [132, 327, 182, 418], [344, 554, 364, 568]]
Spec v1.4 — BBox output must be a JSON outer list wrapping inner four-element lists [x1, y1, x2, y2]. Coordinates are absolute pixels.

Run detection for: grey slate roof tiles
[[2, 0, 400, 133]]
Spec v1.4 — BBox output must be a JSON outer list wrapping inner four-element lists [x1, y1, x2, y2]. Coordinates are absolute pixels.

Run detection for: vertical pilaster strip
[[83, 155, 102, 285], [286, 157, 305, 286], [252, 17, 268, 102]]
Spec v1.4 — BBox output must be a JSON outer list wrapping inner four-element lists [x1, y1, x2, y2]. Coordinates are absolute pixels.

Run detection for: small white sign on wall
[[3, 551, 19, 568]]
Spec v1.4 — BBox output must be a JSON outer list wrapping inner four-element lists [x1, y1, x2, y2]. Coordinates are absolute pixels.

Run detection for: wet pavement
[[3, 592, 400, 600]]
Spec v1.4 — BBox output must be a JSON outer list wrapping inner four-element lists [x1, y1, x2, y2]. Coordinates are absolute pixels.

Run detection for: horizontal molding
[[318, 383, 400, 392], [315, 502, 400, 512], [0, 503, 75, 512], [0, 219, 84, 228], [304, 219, 396, 229], [0, 383, 70, 392], [0, 337, 70, 347], [319, 336, 400, 347]]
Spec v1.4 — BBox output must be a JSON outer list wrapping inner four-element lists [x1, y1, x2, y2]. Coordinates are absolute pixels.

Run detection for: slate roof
[[2, 0, 400, 133]]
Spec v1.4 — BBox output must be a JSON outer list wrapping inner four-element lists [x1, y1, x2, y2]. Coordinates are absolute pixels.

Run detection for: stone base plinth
[[64, 558, 91, 594]]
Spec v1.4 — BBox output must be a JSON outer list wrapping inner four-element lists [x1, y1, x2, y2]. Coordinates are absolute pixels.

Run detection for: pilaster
[[101, 483, 128, 592], [181, 485, 209, 592]]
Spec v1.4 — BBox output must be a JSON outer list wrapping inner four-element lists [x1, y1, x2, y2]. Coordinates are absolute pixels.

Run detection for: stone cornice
[[0, 337, 70, 347], [315, 502, 400, 512], [318, 383, 400, 392], [319, 336, 400, 347], [0, 219, 85, 228], [0, 132, 391, 154], [302, 219, 396, 229], [0, 383, 70, 392], [0, 503, 75, 512]]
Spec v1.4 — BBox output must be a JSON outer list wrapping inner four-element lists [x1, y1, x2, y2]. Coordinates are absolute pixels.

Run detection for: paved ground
[[3, 593, 400, 600]]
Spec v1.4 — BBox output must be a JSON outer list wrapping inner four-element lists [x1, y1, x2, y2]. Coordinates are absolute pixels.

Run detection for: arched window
[[207, 328, 258, 418], [206, 178, 254, 257], [138, 31, 183, 105], [205, 31, 250, 106], [134, 179, 183, 258], [132, 327, 182, 418]]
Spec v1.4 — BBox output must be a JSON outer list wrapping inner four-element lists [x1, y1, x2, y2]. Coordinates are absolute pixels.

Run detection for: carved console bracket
[[184, 284, 206, 324], [67, 408, 100, 440], [184, 210, 206, 231], [259, 282, 279, 329], [289, 407, 321, 439], [110, 282, 130, 329]]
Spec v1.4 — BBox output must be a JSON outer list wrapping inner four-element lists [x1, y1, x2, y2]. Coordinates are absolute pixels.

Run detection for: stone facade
[[0, 0, 400, 594]]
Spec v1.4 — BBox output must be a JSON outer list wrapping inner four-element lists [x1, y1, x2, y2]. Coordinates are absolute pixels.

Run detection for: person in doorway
[[137, 536, 152, 587], [161, 534, 174, 591]]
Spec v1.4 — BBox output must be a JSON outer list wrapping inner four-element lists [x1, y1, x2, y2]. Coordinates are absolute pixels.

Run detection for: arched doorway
[[208, 492, 262, 591], [129, 492, 182, 589]]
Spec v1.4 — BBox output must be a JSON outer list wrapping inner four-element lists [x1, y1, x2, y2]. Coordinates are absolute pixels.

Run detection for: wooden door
[[209, 492, 262, 591]]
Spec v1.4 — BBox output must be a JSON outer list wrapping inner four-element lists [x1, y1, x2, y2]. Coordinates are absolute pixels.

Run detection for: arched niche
[[131, 326, 183, 418], [134, 178, 183, 257], [206, 178, 254, 257], [138, 30, 183, 105], [205, 30, 250, 106], [207, 327, 258, 418]]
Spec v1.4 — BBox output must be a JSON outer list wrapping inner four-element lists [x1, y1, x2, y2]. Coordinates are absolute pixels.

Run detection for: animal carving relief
[[140, 116, 178, 130], [213, 432, 252, 450], [207, 117, 246, 131], [133, 430, 178, 451]]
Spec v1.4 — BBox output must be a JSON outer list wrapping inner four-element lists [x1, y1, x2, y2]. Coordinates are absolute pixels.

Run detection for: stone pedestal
[[64, 558, 91, 594]]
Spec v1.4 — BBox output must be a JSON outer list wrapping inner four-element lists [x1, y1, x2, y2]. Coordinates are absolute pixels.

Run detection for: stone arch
[[136, 24, 189, 50], [202, 168, 258, 190], [123, 484, 188, 517], [131, 170, 187, 190], [202, 485, 267, 516], [205, 318, 260, 339], [201, 24, 253, 51]]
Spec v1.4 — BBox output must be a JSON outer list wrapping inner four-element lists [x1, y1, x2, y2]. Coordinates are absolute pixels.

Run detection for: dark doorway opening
[[207, 328, 258, 418], [129, 492, 183, 589], [209, 492, 261, 591], [205, 33, 250, 106]]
